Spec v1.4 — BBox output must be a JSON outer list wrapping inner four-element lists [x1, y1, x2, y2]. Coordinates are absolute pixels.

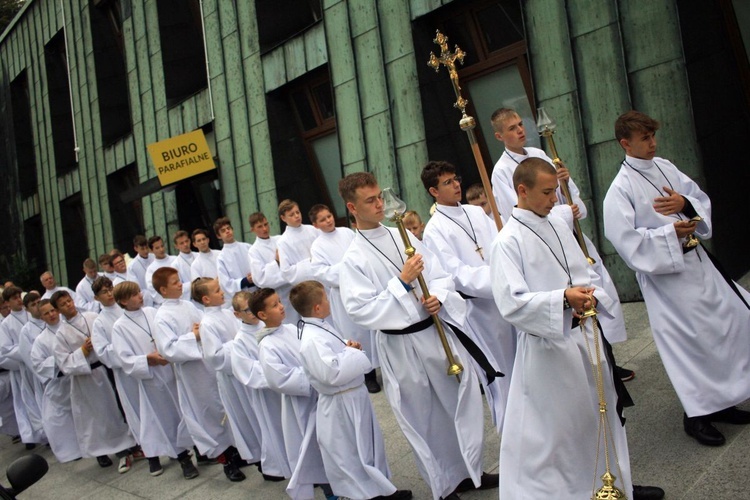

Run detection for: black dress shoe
[[223, 463, 246, 482], [372, 490, 413, 499], [365, 377, 381, 394], [633, 484, 665, 500], [454, 472, 499, 492], [96, 455, 113, 467], [262, 473, 285, 482], [683, 413, 726, 446], [439, 494, 460, 500], [708, 406, 750, 424]]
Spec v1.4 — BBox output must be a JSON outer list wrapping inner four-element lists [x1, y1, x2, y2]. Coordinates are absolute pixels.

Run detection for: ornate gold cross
[[427, 31, 468, 113]]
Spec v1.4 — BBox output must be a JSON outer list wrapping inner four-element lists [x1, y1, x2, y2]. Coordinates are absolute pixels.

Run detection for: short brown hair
[[83, 258, 97, 270], [421, 161, 457, 191], [109, 252, 125, 267], [614, 110, 660, 141], [403, 210, 422, 225], [113, 281, 141, 308], [465, 183, 486, 202], [232, 291, 253, 312], [289, 281, 326, 318], [92, 276, 113, 296], [249, 288, 276, 318], [278, 199, 298, 217], [308, 204, 330, 224], [133, 235, 147, 247], [23, 291, 41, 307], [513, 157, 556, 193], [50, 290, 71, 309], [2, 286, 22, 301], [490, 108, 519, 134], [248, 212, 267, 227], [213, 217, 232, 237], [152, 267, 178, 296], [173, 230, 189, 244], [147, 236, 163, 250], [98, 253, 112, 266], [250, 288, 276, 317], [191, 277, 214, 303], [191, 228, 209, 241], [338, 172, 378, 204]]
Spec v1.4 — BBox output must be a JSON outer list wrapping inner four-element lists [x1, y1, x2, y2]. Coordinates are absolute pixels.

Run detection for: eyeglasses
[[96, 288, 114, 296], [440, 175, 462, 187]]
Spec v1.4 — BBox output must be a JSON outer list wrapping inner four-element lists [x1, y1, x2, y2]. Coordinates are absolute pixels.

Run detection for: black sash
[[572, 317, 634, 426], [701, 245, 750, 310], [382, 317, 504, 385]]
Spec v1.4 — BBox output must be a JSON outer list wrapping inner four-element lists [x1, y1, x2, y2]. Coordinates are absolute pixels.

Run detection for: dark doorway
[[59, 193, 88, 288], [175, 169, 222, 248]]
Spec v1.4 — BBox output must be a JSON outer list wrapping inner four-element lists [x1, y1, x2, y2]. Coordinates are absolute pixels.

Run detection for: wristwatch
[[563, 291, 571, 310]]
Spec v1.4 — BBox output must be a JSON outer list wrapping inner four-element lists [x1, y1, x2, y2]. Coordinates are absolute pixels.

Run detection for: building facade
[[1, 0, 748, 298]]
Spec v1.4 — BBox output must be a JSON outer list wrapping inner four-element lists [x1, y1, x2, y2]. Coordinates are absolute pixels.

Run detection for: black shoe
[[439, 494, 460, 500], [365, 377, 382, 393], [373, 490, 413, 499], [262, 473, 286, 482], [683, 413, 726, 446], [194, 449, 218, 465], [180, 459, 199, 480], [454, 472, 499, 492], [633, 484, 665, 500], [97, 455, 113, 467], [708, 406, 750, 424], [25, 443, 36, 450], [615, 365, 635, 382], [223, 464, 246, 482], [11, 435, 20, 444], [148, 457, 164, 477]]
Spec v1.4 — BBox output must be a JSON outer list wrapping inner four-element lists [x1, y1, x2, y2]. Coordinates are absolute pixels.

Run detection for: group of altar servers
[[1, 109, 749, 499]]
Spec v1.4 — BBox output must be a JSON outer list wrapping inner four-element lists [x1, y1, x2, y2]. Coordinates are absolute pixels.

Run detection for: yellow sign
[[147, 129, 216, 186]]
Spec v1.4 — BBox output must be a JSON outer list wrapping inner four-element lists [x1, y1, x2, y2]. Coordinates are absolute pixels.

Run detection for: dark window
[[156, 0, 208, 106], [10, 71, 37, 198], [44, 30, 77, 175], [175, 169, 222, 248], [107, 164, 144, 255], [257, 0, 322, 53], [23, 216, 47, 292], [90, 0, 132, 145], [413, 0, 531, 194], [267, 67, 346, 223], [59, 193, 88, 288]]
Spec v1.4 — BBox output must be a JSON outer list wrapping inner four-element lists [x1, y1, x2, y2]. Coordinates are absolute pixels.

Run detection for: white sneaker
[[118, 455, 132, 474]]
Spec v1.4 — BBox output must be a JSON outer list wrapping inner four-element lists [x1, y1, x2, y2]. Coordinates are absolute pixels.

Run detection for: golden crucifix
[[427, 31, 503, 231]]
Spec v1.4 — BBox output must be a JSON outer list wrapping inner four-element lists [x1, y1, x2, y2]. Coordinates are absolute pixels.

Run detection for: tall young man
[[420, 161, 515, 432], [338, 172, 498, 500], [604, 110, 750, 446]]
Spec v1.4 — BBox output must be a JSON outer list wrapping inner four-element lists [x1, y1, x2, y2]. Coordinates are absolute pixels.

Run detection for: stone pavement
[[2, 273, 750, 499]]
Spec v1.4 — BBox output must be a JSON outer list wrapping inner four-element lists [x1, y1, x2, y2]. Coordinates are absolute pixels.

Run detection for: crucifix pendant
[[476, 245, 484, 260]]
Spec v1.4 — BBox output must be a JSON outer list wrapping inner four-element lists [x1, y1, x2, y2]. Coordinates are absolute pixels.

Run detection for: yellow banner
[[147, 129, 216, 186]]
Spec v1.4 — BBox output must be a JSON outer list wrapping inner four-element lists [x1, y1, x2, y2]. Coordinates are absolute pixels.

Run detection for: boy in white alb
[[248, 212, 293, 322], [420, 161, 514, 432], [308, 204, 380, 393], [151, 267, 245, 481], [215, 216, 255, 302], [194, 278, 264, 473], [292, 280, 410, 500], [277, 200, 320, 324], [51, 290, 136, 471], [190, 228, 221, 280], [145, 236, 177, 307], [126, 235, 154, 306], [111, 281, 198, 479], [253, 288, 332, 500], [230, 291, 290, 481], [17, 292, 47, 446], [171, 230, 198, 302], [30, 300, 81, 462]]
